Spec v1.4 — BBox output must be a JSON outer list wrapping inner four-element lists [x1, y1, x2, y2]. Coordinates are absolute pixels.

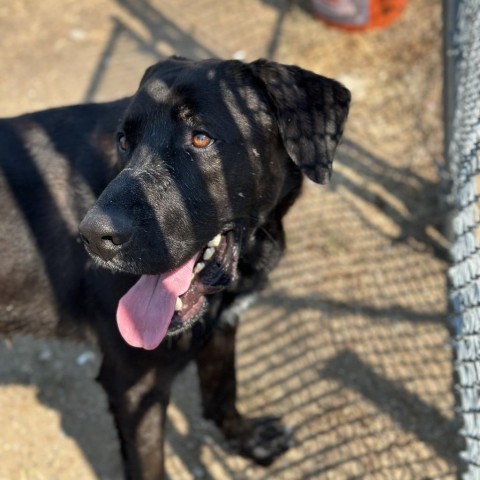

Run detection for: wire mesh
[[448, 1, 480, 478]]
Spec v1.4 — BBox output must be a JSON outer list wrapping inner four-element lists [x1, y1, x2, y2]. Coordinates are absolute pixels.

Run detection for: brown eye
[[117, 133, 128, 152], [192, 133, 213, 149]]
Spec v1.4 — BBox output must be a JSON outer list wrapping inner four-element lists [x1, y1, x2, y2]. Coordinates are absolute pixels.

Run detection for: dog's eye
[[117, 133, 129, 152], [191, 133, 214, 149]]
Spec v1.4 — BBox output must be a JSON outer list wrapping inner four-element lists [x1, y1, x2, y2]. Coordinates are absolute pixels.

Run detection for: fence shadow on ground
[[0, 0, 456, 479], [85, 0, 293, 103], [0, 148, 457, 479]]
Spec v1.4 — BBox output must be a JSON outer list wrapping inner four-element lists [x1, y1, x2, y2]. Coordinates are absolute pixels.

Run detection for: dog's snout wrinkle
[[79, 210, 133, 261]]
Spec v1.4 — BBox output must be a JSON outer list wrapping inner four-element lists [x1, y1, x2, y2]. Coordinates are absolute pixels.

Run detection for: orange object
[[311, 0, 407, 31]]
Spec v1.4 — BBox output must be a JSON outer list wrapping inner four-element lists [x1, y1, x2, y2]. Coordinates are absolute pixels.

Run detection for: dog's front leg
[[97, 357, 170, 480], [196, 317, 292, 466]]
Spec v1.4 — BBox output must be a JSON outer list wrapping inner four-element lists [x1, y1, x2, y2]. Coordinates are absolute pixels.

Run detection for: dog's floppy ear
[[249, 59, 351, 184]]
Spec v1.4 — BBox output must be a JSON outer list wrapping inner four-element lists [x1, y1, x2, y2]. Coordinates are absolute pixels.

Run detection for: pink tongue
[[116, 256, 197, 350]]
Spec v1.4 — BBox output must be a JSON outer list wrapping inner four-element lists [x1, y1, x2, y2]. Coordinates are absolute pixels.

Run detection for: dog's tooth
[[175, 298, 183, 312], [208, 234, 222, 248], [194, 262, 205, 274], [203, 247, 215, 261]]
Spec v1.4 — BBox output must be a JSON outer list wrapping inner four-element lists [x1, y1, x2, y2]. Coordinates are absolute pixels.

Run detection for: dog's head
[[79, 57, 350, 350]]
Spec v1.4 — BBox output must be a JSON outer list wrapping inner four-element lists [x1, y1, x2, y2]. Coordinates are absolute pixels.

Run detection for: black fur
[[0, 57, 350, 480]]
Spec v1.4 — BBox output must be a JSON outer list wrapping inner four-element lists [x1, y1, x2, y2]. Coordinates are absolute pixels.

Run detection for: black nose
[[79, 209, 133, 261]]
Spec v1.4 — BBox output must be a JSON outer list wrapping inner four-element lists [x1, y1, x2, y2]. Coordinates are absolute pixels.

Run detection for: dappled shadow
[[85, 0, 293, 103], [333, 140, 450, 260], [0, 94, 454, 480], [321, 350, 457, 465], [0, 1, 455, 479], [0, 49, 346, 477], [84, 0, 217, 102]]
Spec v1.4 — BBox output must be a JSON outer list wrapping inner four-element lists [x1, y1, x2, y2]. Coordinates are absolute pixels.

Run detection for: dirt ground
[[0, 0, 456, 479]]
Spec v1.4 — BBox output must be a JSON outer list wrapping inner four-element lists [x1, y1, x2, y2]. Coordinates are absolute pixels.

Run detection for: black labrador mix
[[0, 57, 350, 479]]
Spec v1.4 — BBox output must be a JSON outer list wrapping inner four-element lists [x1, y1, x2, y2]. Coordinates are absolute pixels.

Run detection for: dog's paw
[[232, 416, 293, 466]]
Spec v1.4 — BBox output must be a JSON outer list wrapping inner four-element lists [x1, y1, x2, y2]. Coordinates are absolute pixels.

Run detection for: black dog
[[0, 57, 350, 479]]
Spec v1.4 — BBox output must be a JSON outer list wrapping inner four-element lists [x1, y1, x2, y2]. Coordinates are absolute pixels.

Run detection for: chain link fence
[[447, 0, 480, 478]]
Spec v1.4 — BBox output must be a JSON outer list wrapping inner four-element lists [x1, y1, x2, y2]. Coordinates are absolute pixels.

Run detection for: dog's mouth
[[116, 230, 239, 350]]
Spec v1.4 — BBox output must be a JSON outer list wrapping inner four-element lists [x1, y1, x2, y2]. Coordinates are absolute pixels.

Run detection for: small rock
[[76, 350, 96, 366], [38, 348, 53, 361], [233, 50, 247, 61], [70, 28, 87, 42], [192, 466, 205, 478]]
